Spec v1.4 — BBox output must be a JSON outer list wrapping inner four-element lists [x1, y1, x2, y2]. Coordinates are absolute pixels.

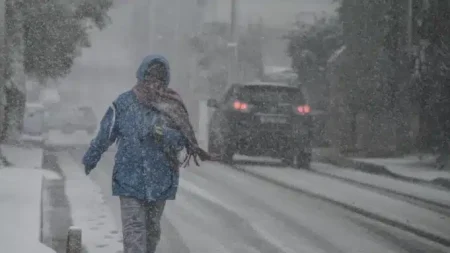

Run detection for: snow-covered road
[[66, 149, 449, 253]]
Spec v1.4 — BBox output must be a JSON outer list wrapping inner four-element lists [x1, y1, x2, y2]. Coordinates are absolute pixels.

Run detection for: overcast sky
[[205, 0, 337, 27]]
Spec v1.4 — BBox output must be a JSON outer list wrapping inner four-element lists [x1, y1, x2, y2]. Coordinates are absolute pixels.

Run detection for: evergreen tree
[[0, 0, 113, 146], [189, 21, 265, 97], [23, 0, 113, 81], [286, 15, 343, 109], [413, 0, 450, 167], [238, 22, 264, 79]]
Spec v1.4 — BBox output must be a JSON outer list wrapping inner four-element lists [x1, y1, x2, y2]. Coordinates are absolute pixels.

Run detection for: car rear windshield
[[237, 85, 305, 104]]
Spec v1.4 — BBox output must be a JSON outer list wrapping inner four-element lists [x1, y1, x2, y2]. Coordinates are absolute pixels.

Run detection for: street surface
[[68, 149, 450, 253]]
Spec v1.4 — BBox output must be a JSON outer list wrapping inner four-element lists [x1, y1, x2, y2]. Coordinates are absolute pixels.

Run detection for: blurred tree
[[3, 0, 27, 142], [331, 0, 449, 160], [23, 0, 113, 81], [189, 21, 265, 97], [412, 0, 450, 168], [325, 0, 416, 155], [188, 22, 229, 98], [0, 0, 113, 145], [286, 15, 343, 109], [338, 0, 397, 113], [0, 0, 6, 150], [238, 22, 264, 80]]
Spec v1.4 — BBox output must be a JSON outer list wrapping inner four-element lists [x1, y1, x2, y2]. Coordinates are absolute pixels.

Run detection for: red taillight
[[233, 101, 248, 111], [297, 105, 311, 115]]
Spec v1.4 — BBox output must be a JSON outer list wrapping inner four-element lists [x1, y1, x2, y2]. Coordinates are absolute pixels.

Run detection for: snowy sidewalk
[[353, 156, 450, 182], [44, 130, 93, 150], [0, 168, 56, 253], [314, 148, 450, 189], [313, 162, 450, 207], [235, 164, 450, 246], [55, 151, 123, 253], [1, 144, 44, 168]]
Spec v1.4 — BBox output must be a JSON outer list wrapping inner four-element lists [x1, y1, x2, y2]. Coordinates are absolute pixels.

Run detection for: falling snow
[[1, 1, 450, 253]]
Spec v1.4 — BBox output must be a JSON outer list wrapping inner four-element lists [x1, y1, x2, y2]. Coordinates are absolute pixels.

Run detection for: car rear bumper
[[234, 127, 311, 156]]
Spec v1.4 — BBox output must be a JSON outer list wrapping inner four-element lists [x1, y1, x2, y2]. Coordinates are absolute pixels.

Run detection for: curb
[[41, 152, 90, 253], [227, 163, 450, 248], [1, 142, 46, 168], [315, 153, 450, 191], [40, 175, 46, 243], [432, 177, 450, 190]]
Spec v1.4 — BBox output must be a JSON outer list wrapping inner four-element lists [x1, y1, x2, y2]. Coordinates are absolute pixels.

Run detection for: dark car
[[207, 81, 313, 168]]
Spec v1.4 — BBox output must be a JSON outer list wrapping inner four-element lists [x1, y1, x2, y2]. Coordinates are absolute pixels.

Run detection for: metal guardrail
[[66, 226, 82, 253]]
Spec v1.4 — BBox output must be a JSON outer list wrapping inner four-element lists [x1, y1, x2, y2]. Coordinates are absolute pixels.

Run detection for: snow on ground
[[69, 149, 450, 252], [234, 155, 280, 164], [1, 144, 43, 169], [0, 145, 61, 180], [19, 133, 47, 145], [55, 151, 123, 253], [3, 167, 61, 181], [239, 163, 450, 241], [313, 162, 450, 206], [0, 168, 56, 253], [45, 130, 94, 147], [353, 156, 450, 181]]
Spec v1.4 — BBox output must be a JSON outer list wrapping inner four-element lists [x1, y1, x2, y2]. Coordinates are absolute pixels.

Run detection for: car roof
[[237, 81, 296, 88]]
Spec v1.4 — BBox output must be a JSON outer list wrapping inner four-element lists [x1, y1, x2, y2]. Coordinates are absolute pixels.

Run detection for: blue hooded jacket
[[82, 55, 186, 202]]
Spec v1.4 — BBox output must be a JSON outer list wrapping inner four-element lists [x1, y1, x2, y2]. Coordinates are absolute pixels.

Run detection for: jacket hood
[[136, 54, 170, 86]]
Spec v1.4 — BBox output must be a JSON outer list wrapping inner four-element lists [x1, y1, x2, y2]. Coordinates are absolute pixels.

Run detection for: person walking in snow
[[82, 54, 210, 253]]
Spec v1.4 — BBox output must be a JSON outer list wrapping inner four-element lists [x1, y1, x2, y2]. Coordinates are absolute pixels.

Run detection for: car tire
[[208, 132, 217, 154], [220, 144, 234, 164], [281, 156, 294, 166], [296, 151, 311, 170], [209, 128, 234, 164], [282, 151, 311, 169]]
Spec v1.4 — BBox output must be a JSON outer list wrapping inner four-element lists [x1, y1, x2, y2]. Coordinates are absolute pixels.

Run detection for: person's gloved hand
[[153, 123, 164, 143], [85, 165, 94, 175], [154, 125, 163, 136]]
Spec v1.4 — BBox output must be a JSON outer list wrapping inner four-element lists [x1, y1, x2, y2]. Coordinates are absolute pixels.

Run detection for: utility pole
[[407, 0, 413, 51], [230, 0, 237, 43], [171, 0, 182, 86], [189, 0, 206, 94], [227, 0, 238, 86]]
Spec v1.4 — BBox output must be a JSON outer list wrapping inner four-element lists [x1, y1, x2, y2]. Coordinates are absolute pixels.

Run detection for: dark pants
[[120, 196, 166, 253]]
